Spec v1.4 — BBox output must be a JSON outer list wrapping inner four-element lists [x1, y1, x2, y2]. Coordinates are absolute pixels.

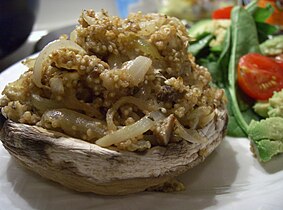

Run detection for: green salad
[[187, 1, 283, 162]]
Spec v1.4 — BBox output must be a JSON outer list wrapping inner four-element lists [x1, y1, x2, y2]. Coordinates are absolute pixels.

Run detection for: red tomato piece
[[274, 54, 283, 69], [237, 53, 283, 100], [212, 6, 233, 19]]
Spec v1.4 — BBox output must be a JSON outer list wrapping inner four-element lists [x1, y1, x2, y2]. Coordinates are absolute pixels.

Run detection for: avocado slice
[[260, 35, 283, 56], [188, 19, 214, 39], [248, 117, 283, 161], [252, 140, 283, 162]]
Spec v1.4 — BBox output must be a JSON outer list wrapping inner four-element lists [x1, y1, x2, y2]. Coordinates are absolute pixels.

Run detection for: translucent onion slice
[[31, 94, 64, 113], [175, 120, 207, 144], [198, 111, 215, 128], [96, 116, 154, 147], [106, 96, 158, 131], [40, 108, 106, 141], [33, 40, 86, 88], [49, 77, 64, 95], [149, 110, 166, 122], [31, 93, 101, 118], [70, 30, 78, 42], [82, 10, 107, 26], [82, 11, 96, 25], [126, 56, 152, 86], [135, 39, 162, 60], [22, 58, 36, 69]]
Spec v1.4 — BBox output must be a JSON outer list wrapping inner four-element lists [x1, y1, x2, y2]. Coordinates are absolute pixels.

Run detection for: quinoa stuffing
[[0, 10, 226, 151]]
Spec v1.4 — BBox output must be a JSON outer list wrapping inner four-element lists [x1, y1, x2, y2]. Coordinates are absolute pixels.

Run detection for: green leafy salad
[[187, 1, 283, 162]]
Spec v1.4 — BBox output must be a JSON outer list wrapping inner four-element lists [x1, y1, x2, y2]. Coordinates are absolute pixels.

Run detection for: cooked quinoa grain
[[0, 10, 226, 151]]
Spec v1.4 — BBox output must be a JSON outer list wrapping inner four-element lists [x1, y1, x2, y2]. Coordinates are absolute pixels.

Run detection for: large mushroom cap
[[0, 108, 227, 195]]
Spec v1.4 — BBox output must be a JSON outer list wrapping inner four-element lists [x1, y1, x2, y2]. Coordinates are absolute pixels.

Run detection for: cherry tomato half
[[212, 6, 233, 19], [274, 54, 283, 69], [237, 53, 283, 100]]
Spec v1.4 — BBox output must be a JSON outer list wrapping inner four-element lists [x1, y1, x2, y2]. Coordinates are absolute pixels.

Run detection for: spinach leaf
[[227, 115, 246, 136], [225, 88, 247, 137], [245, 0, 273, 21], [216, 26, 231, 86], [215, 26, 246, 136], [237, 88, 261, 124], [199, 59, 218, 82], [252, 3, 274, 22], [188, 34, 214, 56], [245, 0, 277, 43], [230, 6, 261, 64], [228, 6, 262, 135], [245, 0, 258, 14], [210, 45, 222, 53], [256, 22, 279, 43], [210, 26, 247, 136]]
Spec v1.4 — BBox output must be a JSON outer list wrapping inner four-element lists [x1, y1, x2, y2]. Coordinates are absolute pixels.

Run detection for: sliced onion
[[82, 10, 105, 26], [70, 30, 78, 42], [101, 56, 152, 90], [106, 96, 158, 131], [107, 54, 123, 69], [31, 94, 64, 113], [149, 110, 166, 122], [135, 39, 162, 60], [83, 12, 95, 26], [82, 11, 96, 25], [96, 116, 154, 147], [31, 92, 102, 119], [175, 120, 207, 144], [126, 56, 152, 86], [186, 106, 212, 129], [64, 90, 103, 119], [49, 77, 64, 95], [22, 58, 36, 69], [40, 108, 106, 141], [33, 40, 86, 88], [198, 111, 215, 128], [139, 21, 157, 36]]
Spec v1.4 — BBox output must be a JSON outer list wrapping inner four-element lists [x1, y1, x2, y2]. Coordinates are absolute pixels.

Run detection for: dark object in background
[[34, 24, 76, 52], [0, 0, 39, 59]]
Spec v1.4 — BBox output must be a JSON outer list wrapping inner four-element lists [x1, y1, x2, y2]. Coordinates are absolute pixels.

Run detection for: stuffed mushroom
[[0, 10, 228, 195]]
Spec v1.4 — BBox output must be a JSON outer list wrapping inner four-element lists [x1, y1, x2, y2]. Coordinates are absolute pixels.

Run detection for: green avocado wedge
[[248, 117, 283, 162]]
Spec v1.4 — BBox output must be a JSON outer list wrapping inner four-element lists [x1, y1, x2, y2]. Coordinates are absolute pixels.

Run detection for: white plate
[[1, 59, 283, 210]]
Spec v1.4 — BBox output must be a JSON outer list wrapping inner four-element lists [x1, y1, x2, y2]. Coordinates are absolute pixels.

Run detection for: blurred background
[[0, 0, 118, 71], [1, 0, 279, 72]]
